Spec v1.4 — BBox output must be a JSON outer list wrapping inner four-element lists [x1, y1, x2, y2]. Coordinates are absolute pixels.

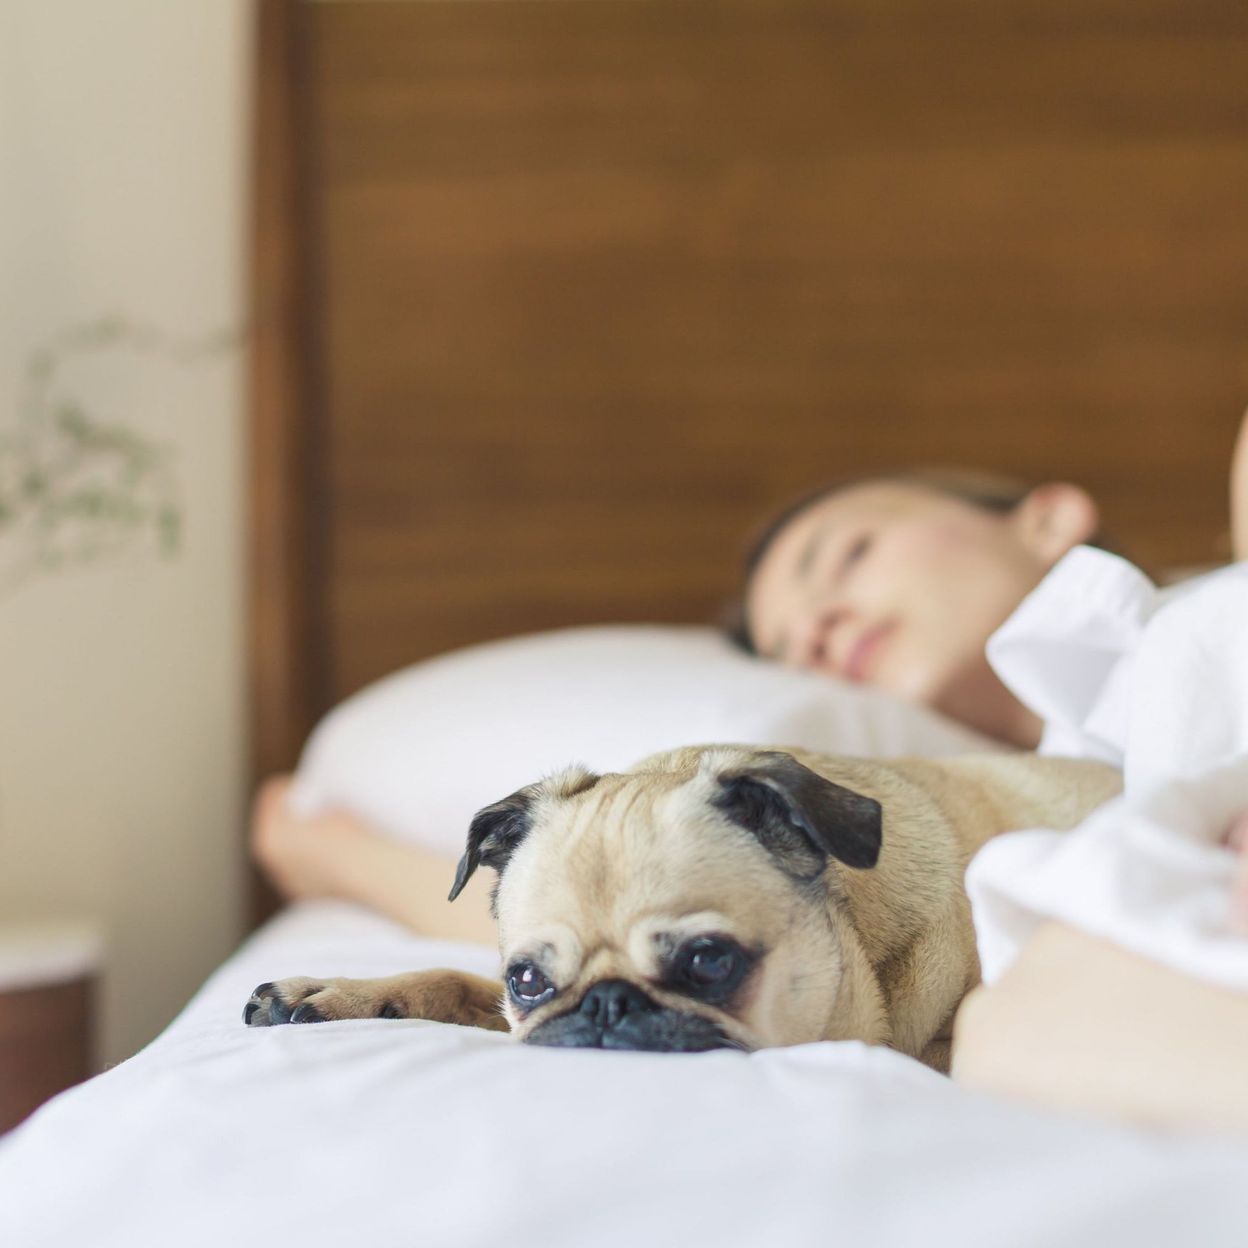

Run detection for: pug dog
[[243, 746, 1119, 1071]]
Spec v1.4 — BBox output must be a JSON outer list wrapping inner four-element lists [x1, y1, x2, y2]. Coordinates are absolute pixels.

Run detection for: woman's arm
[[250, 776, 497, 946], [952, 921, 1248, 1131]]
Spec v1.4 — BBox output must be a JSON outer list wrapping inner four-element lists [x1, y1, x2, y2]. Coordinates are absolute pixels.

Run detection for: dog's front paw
[[244, 977, 330, 1026], [241, 970, 510, 1030], [242, 976, 402, 1027]]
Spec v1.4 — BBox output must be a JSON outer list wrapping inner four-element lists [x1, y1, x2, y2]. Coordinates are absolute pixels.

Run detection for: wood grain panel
[[256, 0, 1248, 713], [0, 978, 92, 1134], [250, 0, 328, 777], [297, 0, 1248, 699]]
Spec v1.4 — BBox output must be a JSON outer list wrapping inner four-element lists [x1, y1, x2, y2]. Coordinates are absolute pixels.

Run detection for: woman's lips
[[841, 622, 894, 683]]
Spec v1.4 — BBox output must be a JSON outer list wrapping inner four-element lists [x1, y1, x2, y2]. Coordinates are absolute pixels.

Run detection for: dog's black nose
[[578, 979, 658, 1030]]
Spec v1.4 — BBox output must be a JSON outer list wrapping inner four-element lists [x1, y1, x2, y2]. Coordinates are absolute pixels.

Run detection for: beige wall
[[0, 1, 250, 1064]]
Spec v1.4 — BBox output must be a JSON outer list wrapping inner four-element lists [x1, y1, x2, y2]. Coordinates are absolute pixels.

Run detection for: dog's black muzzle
[[522, 979, 737, 1053]]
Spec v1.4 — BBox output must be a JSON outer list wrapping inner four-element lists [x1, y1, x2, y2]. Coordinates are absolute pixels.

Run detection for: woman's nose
[[793, 607, 848, 670]]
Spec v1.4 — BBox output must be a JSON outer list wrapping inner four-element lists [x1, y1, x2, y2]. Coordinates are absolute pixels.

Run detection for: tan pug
[[244, 746, 1120, 1071]]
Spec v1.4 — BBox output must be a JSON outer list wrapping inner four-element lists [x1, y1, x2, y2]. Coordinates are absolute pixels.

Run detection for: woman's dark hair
[[724, 467, 1118, 654]]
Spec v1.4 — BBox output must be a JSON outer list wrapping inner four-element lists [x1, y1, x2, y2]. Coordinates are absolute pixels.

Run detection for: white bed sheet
[[2, 899, 1246, 1248]]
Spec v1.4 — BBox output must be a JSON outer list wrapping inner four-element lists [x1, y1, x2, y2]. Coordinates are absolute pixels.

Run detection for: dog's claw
[[266, 994, 293, 1025], [243, 982, 278, 1027], [242, 981, 286, 1027], [243, 978, 327, 1027]]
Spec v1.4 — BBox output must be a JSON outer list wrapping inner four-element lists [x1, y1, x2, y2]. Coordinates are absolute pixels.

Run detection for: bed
[[4, 0, 1248, 1242], [2, 899, 1246, 1248]]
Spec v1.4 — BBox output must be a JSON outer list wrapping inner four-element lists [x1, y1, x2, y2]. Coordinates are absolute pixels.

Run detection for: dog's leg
[[242, 970, 508, 1031]]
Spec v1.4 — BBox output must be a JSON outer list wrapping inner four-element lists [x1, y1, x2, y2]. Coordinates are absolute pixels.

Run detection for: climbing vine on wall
[[0, 317, 239, 597]]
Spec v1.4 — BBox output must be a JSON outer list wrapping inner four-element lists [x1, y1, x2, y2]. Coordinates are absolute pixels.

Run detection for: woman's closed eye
[[839, 533, 872, 576], [810, 532, 871, 592]]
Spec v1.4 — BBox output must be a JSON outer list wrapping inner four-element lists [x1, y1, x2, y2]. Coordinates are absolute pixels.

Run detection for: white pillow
[[292, 625, 1001, 855]]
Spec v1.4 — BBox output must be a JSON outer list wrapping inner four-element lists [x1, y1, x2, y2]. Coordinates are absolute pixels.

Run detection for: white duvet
[[2, 900, 1246, 1248]]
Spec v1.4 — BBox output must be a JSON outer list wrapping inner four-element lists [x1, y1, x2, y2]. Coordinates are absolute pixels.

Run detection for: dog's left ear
[[448, 766, 601, 902], [713, 751, 882, 875]]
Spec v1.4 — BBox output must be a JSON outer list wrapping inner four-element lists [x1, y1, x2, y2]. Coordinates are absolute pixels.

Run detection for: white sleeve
[[967, 758, 1248, 990], [986, 546, 1159, 768]]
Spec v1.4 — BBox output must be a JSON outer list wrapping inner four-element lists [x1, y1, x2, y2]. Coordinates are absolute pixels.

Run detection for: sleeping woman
[[252, 411, 1248, 955]]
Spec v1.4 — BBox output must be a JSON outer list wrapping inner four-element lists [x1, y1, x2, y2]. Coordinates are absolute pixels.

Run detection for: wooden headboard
[[250, 0, 1248, 849]]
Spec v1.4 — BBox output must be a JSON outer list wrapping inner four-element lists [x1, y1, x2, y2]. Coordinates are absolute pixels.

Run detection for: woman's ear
[[1012, 482, 1100, 565]]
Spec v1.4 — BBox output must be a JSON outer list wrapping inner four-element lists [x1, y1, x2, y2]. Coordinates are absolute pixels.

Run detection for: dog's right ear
[[713, 751, 882, 877], [448, 766, 601, 902]]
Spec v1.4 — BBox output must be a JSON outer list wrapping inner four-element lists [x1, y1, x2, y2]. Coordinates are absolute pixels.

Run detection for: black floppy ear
[[448, 788, 536, 902], [713, 751, 882, 877], [448, 767, 601, 902]]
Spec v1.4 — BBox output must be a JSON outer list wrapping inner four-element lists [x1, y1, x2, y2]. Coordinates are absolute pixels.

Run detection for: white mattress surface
[[1, 900, 1245, 1248]]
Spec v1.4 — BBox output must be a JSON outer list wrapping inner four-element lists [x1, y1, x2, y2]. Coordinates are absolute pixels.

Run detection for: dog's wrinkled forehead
[[497, 763, 767, 915], [449, 747, 883, 912]]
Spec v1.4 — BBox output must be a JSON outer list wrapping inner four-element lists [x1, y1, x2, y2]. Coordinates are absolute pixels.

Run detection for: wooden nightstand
[[0, 920, 102, 1134]]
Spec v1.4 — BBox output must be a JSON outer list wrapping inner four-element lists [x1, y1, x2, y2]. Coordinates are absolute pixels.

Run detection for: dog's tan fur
[[246, 747, 1119, 1071]]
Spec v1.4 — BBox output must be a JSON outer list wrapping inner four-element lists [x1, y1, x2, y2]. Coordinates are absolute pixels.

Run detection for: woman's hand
[[250, 775, 373, 902], [248, 774, 497, 944], [1225, 808, 1248, 936]]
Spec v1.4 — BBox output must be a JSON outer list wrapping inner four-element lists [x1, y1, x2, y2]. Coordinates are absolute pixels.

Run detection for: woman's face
[[745, 482, 1084, 722]]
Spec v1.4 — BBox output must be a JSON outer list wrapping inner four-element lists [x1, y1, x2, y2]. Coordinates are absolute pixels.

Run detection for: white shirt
[[965, 547, 1248, 989]]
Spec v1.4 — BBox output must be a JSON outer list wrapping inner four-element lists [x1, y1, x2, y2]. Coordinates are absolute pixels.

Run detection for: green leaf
[[157, 506, 181, 555]]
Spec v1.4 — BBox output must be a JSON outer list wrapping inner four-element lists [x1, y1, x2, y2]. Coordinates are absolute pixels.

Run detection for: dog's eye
[[676, 938, 746, 997], [686, 943, 738, 985], [507, 962, 555, 1008]]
